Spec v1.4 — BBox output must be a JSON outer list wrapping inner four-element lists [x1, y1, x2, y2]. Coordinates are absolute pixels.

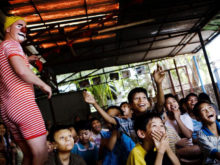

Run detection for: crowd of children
[[0, 65, 220, 165]]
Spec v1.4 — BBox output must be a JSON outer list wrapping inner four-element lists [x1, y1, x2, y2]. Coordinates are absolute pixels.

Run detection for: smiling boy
[[127, 112, 180, 165], [193, 100, 220, 164], [83, 65, 165, 142]]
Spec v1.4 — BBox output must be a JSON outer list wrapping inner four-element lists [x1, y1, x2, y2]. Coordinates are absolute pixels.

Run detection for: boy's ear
[[137, 130, 146, 139], [52, 142, 57, 149]]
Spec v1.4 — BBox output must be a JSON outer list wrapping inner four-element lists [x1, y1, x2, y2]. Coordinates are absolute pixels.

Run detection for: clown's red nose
[[21, 26, 27, 33]]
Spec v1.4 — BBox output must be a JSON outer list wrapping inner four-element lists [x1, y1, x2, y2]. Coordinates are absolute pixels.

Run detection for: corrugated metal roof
[[0, 0, 219, 74]]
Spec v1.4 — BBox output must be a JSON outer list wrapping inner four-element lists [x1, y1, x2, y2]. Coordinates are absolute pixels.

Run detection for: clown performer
[[0, 16, 52, 165]]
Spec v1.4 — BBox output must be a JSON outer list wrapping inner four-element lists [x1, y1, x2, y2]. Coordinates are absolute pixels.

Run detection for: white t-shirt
[[165, 113, 193, 135]]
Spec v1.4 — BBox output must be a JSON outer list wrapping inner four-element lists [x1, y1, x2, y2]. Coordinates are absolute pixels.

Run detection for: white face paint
[[16, 24, 26, 42], [7, 20, 26, 43]]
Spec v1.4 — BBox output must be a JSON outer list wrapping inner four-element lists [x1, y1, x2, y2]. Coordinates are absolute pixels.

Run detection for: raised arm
[[153, 64, 165, 113], [9, 56, 52, 98], [105, 129, 118, 151], [83, 91, 117, 125], [173, 109, 192, 138]]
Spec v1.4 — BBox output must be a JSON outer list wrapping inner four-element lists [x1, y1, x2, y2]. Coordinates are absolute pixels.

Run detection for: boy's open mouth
[[139, 104, 146, 108], [208, 114, 214, 119]]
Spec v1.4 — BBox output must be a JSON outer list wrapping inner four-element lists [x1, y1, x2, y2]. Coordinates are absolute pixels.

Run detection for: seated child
[[90, 117, 110, 149], [83, 65, 165, 142], [45, 125, 86, 165], [68, 125, 79, 143], [120, 102, 133, 118], [193, 100, 220, 164], [127, 112, 180, 165], [71, 121, 99, 165], [99, 106, 135, 165], [185, 93, 203, 140], [164, 94, 202, 162]]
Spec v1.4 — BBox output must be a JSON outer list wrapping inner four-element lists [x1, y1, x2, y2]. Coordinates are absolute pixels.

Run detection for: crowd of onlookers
[[1, 66, 220, 165]]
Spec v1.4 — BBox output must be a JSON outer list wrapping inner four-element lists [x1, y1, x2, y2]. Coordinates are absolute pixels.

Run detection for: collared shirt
[[198, 121, 220, 165], [114, 117, 138, 142], [71, 141, 98, 165], [191, 118, 202, 139]]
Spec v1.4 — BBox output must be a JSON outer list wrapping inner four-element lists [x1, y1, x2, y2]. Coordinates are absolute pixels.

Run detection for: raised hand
[[153, 64, 165, 85], [172, 109, 181, 120], [83, 91, 96, 104]]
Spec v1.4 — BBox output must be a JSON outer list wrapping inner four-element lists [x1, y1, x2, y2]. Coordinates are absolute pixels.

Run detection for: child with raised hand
[[193, 100, 220, 164], [45, 125, 86, 165], [99, 106, 135, 165], [83, 64, 165, 142], [126, 112, 180, 165]]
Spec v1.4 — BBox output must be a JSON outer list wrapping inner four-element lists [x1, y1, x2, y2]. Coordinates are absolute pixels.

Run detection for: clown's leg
[[27, 134, 48, 165]]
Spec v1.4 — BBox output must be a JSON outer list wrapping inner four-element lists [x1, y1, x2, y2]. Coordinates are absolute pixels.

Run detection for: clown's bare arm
[[9, 56, 52, 99], [83, 91, 117, 125]]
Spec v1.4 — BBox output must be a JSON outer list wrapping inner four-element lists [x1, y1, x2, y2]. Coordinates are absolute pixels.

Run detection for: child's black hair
[[198, 92, 211, 103], [75, 120, 91, 133], [48, 125, 71, 142], [134, 111, 162, 133], [164, 93, 178, 102], [185, 93, 198, 102], [179, 98, 187, 114], [120, 102, 129, 108], [89, 117, 101, 128], [193, 100, 211, 117], [106, 105, 123, 115], [128, 87, 148, 104]]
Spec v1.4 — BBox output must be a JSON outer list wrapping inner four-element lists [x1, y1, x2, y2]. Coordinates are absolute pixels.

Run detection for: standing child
[[45, 125, 86, 165], [193, 100, 220, 164], [127, 112, 180, 165], [71, 121, 99, 165]]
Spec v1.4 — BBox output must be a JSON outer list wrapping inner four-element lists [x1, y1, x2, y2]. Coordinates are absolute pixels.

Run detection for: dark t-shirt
[[44, 151, 86, 165], [145, 150, 173, 165]]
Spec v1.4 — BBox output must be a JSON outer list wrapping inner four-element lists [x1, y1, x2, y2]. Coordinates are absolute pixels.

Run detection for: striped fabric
[[0, 40, 46, 140]]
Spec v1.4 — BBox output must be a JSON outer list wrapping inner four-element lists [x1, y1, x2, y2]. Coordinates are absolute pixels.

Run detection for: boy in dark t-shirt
[[45, 125, 86, 165]]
